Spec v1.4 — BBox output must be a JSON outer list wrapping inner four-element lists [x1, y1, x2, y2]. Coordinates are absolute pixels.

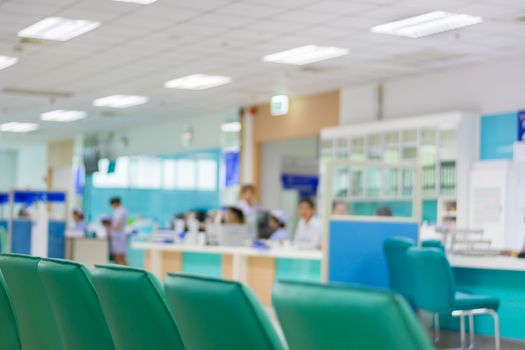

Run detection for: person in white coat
[[293, 199, 322, 250]]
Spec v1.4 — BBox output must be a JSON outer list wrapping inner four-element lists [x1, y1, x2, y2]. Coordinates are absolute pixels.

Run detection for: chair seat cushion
[[454, 292, 500, 311]]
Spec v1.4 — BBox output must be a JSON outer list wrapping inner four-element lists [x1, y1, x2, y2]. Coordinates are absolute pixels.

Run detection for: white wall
[[14, 144, 48, 189], [104, 110, 236, 158], [341, 55, 525, 124], [0, 150, 16, 190]]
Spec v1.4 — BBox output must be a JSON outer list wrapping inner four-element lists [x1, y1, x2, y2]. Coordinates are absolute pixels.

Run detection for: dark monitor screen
[[83, 149, 100, 174]]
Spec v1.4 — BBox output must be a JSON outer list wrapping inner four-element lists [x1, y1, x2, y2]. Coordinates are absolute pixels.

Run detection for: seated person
[[332, 201, 348, 215], [293, 199, 322, 250], [224, 207, 245, 225], [268, 210, 289, 241]]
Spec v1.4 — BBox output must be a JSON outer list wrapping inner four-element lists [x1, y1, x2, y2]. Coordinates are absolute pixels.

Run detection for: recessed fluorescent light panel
[[18, 17, 100, 41], [371, 11, 483, 38], [221, 122, 241, 132], [0, 122, 39, 133], [93, 95, 149, 108], [112, 0, 158, 3], [164, 74, 232, 90], [0, 56, 19, 71], [40, 110, 87, 122], [263, 45, 349, 65]]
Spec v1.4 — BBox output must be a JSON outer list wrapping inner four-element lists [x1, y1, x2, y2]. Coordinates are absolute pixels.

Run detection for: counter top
[[449, 255, 525, 272], [132, 241, 323, 260]]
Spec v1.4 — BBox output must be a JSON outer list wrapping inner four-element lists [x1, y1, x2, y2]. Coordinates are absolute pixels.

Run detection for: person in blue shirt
[[269, 210, 289, 241]]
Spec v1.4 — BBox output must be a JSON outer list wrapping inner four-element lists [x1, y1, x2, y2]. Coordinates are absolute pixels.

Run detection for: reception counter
[[132, 241, 322, 305]]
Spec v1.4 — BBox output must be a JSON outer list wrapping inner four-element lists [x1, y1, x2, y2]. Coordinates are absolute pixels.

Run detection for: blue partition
[[328, 218, 418, 289], [0, 220, 7, 253], [11, 219, 32, 254], [48, 220, 65, 258]]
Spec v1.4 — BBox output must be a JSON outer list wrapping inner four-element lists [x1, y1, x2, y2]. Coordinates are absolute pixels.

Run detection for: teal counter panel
[[441, 268, 525, 341], [182, 252, 222, 278], [275, 259, 321, 283]]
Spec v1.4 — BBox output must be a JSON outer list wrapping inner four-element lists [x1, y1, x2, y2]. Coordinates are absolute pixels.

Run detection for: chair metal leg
[[488, 310, 500, 350], [459, 314, 466, 349], [468, 313, 475, 350], [434, 313, 441, 344]]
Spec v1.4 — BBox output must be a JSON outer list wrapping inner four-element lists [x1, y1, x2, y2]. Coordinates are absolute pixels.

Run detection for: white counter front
[[449, 255, 525, 272]]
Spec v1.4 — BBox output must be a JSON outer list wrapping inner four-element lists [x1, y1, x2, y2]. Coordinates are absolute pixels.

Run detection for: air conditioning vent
[[1, 87, 73, 98]]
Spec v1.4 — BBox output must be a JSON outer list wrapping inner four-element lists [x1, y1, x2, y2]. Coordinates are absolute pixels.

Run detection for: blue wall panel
[[276, 259, 321, 283], [480, 112, 518, 160], [182, 253, 222, 278], [328, 219, 418, 289]]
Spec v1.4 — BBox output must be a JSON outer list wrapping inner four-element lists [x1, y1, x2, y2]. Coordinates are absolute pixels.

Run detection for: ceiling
[[0, 0, 524, 142]]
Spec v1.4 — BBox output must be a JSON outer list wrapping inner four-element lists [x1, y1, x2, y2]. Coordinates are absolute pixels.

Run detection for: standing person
[[237, 184, 258, 219], [293, 199, 322, 250], [109, 197, 128, 265]]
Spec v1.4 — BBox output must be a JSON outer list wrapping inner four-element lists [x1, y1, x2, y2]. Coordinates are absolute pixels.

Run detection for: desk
[[132, 242, 322, 305], [66, 237, 109, 267]]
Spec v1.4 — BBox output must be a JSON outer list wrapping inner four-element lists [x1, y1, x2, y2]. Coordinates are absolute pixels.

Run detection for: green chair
[[164, 273, 286, 350], [0, 272, 21, 349], [273, 280, 434, 350], [407, 247, 500, 350], [0, 254, 64, 350], [383, 236, 416, 305], [38, 258, 115, 350], [421, 240, 446, 252], [91, 265, 185, 350]]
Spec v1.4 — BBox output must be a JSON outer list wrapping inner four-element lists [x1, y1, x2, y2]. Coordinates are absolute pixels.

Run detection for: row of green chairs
[[0, 253, 435, 350], [384, 237, 500, 350]]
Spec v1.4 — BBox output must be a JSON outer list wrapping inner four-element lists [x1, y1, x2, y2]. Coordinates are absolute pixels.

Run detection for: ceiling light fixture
[[40, 110, 87, 122], [18, 17, 100, 41], [0, 122, 39, 133], [0, 56, 19, 71], [112, 0, 158, 3], [93, 95, 149, 108], [371, 11, 483, 38], [262, 45, 349, 65], [221, 122, 241, 132], [164, 74, 232, 90], [271, 95, 289, 116]]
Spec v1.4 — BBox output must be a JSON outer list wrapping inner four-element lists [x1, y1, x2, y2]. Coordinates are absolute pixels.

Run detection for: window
[[197, 159, 217, 191], [175, 159, 196, 189], [130, 157, 162, 189], [162, 160, 177, 189]]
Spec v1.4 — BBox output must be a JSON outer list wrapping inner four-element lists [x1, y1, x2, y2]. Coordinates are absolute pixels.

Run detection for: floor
[[430, 329, 524, 350]]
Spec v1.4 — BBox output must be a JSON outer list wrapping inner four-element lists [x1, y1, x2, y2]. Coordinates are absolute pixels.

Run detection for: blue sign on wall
[[281, 174, 319, 199], [224, 151, 240, 187], [519, 110, 525, 142], [480, 112, 519, 160]]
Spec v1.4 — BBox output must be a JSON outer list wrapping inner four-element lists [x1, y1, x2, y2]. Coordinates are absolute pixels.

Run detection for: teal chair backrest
[[383, 236, 416, 304], [38, 259, 115, 350], [421, 240, 445, 252], [0, 254, 64, 350], [0, 272, 21, 349], [165, 274, 286, 350], [91, 265, 185, 350], [407, 247, 456, 313], [273, 280, 435, 350]]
